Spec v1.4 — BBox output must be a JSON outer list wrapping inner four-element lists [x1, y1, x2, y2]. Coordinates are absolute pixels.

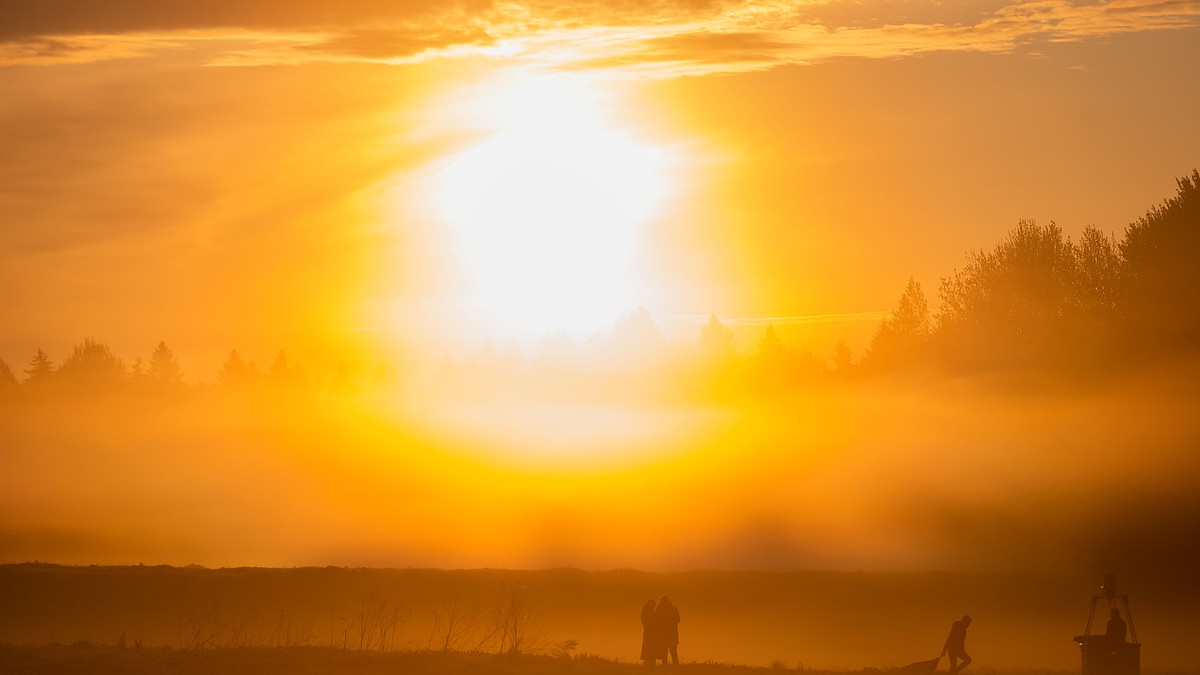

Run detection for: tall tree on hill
[[755, 325, 786, 363], [128, 357, 147, 386], [57, 338, 125, 388], [268, 350, 294, 388], [148, 341, 183, 385], [832, 340, 855, 376], [696, 314, 739, 399], [268, 350, 310, 389], [1120, 169, 1200, 349], [863, 277, 932, 371], [24, 348, 54, 384], [218, 350, 257, 386], [0, 358, 17, 387], [748, 325, 827, 392], [698, 314, 737, 362], [1072, 225, 1123, 329], [748, 325, 786, 392], [938, 220, 1076, 368]]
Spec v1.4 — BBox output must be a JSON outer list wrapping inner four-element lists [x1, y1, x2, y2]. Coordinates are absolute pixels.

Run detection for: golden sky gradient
[[2, 0, 1199, 372]]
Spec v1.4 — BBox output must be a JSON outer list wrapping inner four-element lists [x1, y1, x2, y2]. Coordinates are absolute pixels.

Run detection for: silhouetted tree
[[698, 314, 736, 361], [267, 350, 307, 389], [756, 325, 785, 361], [268, 351, 289, 384], [148, 341, 183, 385], [128, 357, 147, 387], [57, 338, 125, 388], [608, 308, 665, 360], [1119, 169, 1200, 349], [747, 325, 827, 393], [788, 347, 831, 384], [863, 277, 932, 371], [831, 340, 855, 376], [747, 325, 786, 393], [694, 314, 739, 399], [24, 348, 54, 384], [0, 358, 17, 387], [218, 350, 257, 386], [937, 220, 1076, 368], [1072, 225, 1122, 329]]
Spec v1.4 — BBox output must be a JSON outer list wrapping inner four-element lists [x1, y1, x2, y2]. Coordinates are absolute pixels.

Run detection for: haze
[[2, 0, 1199, 670]]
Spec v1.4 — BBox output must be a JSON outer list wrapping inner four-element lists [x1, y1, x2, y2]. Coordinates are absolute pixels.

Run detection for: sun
[[430, 73, 672, 340]]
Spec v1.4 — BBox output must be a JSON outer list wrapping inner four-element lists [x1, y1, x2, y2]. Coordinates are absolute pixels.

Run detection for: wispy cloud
[[2, 0, 1198, 72], [656, 311, 891, 326]]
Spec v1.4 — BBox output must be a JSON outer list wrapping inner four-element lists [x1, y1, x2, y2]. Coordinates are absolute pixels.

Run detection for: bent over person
[[942, 615, 972, 674]]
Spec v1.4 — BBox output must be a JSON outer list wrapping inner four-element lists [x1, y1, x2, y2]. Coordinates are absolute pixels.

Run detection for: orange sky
[[2, 0, 1199, 376]]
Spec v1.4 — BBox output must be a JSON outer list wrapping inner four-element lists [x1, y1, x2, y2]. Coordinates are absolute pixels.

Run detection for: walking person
[[942, 615, 972, 674], [655, 596, 680, 665]]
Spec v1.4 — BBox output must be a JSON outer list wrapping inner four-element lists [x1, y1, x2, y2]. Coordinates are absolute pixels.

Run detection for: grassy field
[[0, 644, 1092, 675], [0, 645, 629, 675], [3, 564, 1199, 671]]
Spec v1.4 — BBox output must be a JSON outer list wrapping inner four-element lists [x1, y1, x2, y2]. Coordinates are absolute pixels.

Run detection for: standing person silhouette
[[942, 615, 972, 674], [640, 599, 660, 666], [1105, 608, 1127, 643], [655, 596, 681, 665]]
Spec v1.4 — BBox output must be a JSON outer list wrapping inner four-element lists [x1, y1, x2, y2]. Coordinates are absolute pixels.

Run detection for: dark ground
[[0, 644, 1095, 675], [3, 564, 1198, 670]]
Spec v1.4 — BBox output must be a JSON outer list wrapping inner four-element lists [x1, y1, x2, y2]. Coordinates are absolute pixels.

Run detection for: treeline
[[0, 340, 396, 396], [431, 309, 847, 404], [0, 316, 838, 403], [2, 170, 1197, 401], [2, 340, 186, 392], [862, 169, 1200, 374]]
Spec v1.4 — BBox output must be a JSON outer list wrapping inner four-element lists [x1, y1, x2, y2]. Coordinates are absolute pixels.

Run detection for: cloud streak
[[656, 311, 891, 326], [1, 0, 1198, 73]]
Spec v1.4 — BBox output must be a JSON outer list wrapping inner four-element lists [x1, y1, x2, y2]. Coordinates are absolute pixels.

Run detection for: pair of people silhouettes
[[640, 596, 680, 666]]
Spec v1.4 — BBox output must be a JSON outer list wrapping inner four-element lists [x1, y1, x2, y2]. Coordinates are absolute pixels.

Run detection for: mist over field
[[4, 361, 1199, 575], [2, 563, 1198, 670]]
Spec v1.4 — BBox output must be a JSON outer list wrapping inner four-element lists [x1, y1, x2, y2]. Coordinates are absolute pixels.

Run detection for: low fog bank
[[0, 565, 1196, 670], [2, 361, 1199, 575]]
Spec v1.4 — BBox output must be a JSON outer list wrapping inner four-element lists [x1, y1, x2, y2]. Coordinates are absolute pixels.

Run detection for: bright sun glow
[[431, 74, 672, 339]]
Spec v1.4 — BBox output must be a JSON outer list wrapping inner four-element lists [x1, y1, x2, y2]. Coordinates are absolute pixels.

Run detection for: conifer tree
[[832, 340, 854, 375], [24, 347, 55, 384], [148, 341, 183, 385], [0, 358, 17, 387], [218, 350, 256, 386], [698, 314, 736, 361]]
